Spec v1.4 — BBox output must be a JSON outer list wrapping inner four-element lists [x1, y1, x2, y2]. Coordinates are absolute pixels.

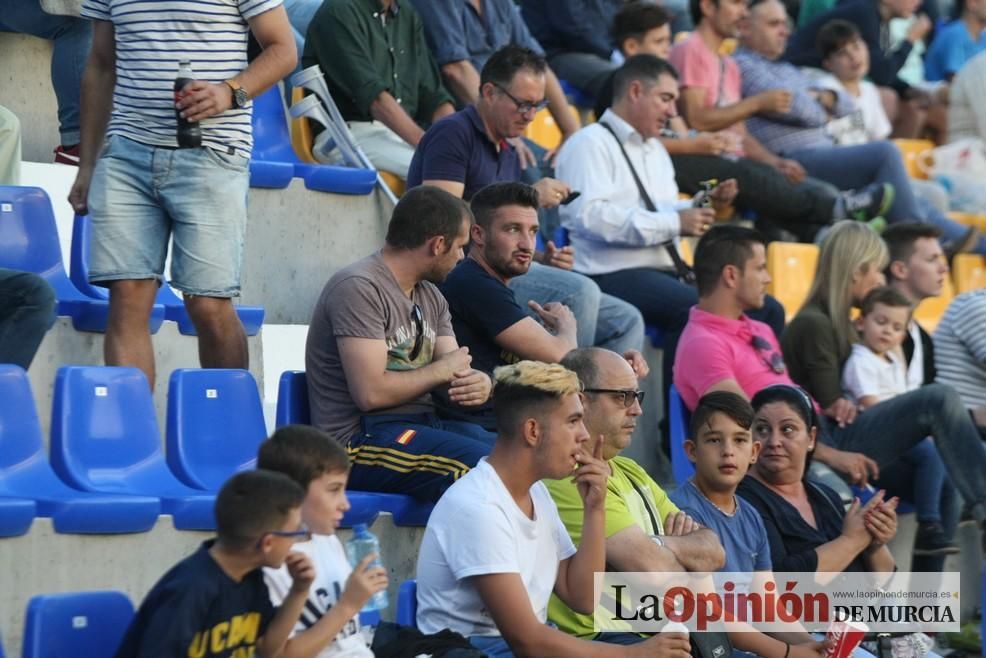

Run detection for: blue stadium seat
[[559, 79, 595, 109], [70, 213, 263, 336], [0, 497, 35, 537], [0, 186, 165, 334], [276, 370, 311, 427], [0, 365, 159, 534], [396, 579, 418, 628], [668, 384, 695, 485], [251, 86, 376, 195], [50, 366, 217, 530], [359, 610, 382, 627], [166, 369, 267, 491], [22, 591, 134, 658], [645, 325, 665, 349]]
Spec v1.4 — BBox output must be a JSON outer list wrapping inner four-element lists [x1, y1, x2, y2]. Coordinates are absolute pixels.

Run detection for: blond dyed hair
[[493, 361, 581, 396], [804, 221, 889, 360]]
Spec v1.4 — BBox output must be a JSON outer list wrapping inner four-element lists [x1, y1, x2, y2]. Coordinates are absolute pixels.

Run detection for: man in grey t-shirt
[[306, 186, 495, 501]]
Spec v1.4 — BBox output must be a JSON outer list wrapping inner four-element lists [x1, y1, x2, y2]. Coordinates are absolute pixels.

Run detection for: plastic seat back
[[23, 590, 134, 658], [668, 385, 695, 485], [396, 579, 418, 628], [276, 370, 311, 427], [953, 254, 986, 293], [252, 84, 301, 164], [166, 369, 267, 490], [766, 242, 819, 321], [290, 86, 319, 164], [894, 138, 934, 180]]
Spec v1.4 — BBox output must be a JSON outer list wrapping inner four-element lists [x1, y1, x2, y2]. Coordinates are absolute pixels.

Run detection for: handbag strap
[[599, 121, 696, 284]]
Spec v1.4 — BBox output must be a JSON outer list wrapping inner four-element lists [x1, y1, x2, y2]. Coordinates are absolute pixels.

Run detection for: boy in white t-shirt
[[415, 361, 691, 658], [260, 425, 387, 658], [841, 287, 958, 556]]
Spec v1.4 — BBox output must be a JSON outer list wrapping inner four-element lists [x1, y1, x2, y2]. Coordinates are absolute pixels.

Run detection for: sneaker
[[841, 182, 895, 222], [913, 522, 960, 556], [53, 144, 80, 166]]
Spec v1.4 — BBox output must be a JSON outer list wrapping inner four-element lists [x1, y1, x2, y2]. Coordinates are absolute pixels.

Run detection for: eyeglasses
[[751, 335, 786, 375], [409, 303, 424, 362], [584, 388, 646, 408], [257, 523, 312, 547], [493, 82, 550, 115]]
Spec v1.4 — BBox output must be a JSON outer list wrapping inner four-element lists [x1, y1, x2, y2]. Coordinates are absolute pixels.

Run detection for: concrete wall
[[0, 33, 61, 164]]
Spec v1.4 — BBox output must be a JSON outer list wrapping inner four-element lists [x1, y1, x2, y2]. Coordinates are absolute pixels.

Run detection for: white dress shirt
[[555, 109, 688, 276]]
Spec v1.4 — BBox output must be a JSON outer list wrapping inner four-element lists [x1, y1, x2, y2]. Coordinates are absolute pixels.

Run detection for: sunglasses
[[409, 303, 424, 361], [751, 335, 786, 375], [493, 82, 550, 115], [584, 388, 646, 408]]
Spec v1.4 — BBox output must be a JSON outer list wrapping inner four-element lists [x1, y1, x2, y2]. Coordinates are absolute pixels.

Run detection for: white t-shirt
[[842, 343, 908, 404], [264, 535, 373, 658], [905, 321, 925, 391], [817, 75, 892, 145], [415, 458, 578, 637]]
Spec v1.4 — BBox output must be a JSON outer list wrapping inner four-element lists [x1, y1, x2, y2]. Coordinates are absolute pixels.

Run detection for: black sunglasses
[[584, 388, 646, 408], [751, 335, 786, 375], [409, 303, 424, 361], [493, 82, 550, 115]]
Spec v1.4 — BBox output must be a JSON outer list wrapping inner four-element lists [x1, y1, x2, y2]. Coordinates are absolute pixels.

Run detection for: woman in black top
[[738, 384, 898, 575]]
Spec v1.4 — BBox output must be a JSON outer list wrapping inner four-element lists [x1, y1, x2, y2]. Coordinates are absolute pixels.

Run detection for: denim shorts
[[87, 134, 250, 297]]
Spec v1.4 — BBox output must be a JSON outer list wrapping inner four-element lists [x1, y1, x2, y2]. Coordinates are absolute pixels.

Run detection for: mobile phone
[[560, 191, 581, 205]]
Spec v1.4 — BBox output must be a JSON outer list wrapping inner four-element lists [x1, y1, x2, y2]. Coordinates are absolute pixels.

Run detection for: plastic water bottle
[[345, 524, 389, 612], [174, 61, 202, 148]]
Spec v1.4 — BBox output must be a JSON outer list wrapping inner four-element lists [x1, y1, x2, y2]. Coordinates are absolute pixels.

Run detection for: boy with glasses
[[116, 470, 315, 658]]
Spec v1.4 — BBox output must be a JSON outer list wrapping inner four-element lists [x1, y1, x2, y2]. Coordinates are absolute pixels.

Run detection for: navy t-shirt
[[115, 541, 276, 658], [407, 105, 521, 200]]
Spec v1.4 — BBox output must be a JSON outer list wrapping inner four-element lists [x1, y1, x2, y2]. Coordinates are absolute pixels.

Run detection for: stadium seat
[[0, 186, 165, 334], [276, 370, 311, 427], [22, 590, 134, 658], [166, 369, 267, 491], [0, 365, 160, 534], [50, 366, 216, 530], [952, 254, 986, 293], [396, 579, 418, 627], [524, 106, 580, 150], [913, 266, 954, 333], [668, 385, 695, 485], [253, 85, 377, 195], [0, 496, 35, 537], [154, 282, 265, 337], [766, 242, 819, 321], [947, 211, 986, 232], [894, 138, 934, 180]]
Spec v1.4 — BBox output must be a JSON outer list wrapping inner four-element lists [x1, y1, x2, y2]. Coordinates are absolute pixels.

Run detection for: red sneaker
[[54, 144, 80, 166]]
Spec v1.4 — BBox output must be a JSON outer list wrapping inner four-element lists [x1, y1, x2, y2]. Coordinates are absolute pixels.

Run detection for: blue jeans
[[469, 636, 515, 658], [509, 262, 645, 354], [0, 269, 56, 370], [348, 413, 496, 502], [88, 135, 250, 296], [786, 141, 986, 256], [822, 383, 986, 525], [0, 1, 91, 145]]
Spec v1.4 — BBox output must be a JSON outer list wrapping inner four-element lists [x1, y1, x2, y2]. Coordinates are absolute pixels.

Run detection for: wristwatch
[[224, 79, 249, 109]]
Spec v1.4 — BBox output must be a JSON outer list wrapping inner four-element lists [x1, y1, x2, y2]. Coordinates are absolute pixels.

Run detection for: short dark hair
[[859, 285, 912, 316], [689, 391, 755, 440], [693, 224, 768, 296], [480, 45, 548, 89], [882, 222, 942, 274], [560, 347, 605, 390], [492, 361, 582, 437], [612, 2, 672, 53], [613, 54, 680, 101], [690, 0, 718, 28], [470, 182, 540, 229], [215, 470, 305, 551], [816, 19, 862, 60], [386, 185, 473, 250], [750, 384, 817, 478], [257, 425, 349, 490]]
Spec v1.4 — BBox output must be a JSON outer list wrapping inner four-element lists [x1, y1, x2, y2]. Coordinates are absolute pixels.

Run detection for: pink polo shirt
[[673, 306, 800, 411]]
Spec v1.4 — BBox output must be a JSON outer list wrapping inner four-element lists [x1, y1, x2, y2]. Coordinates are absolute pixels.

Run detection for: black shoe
[[914, 522, 960, 555], [841, 183, 895, 222]]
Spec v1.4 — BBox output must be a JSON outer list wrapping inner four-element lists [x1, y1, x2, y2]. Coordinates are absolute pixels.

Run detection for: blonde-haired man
[[415, 361, 690, 658]]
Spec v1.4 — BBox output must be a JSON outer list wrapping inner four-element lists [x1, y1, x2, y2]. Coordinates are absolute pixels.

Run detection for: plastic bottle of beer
[[175, 61, 202, 148]]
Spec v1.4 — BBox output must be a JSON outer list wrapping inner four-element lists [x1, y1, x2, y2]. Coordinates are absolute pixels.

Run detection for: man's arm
[[257, 554, 315, 658], [661, 526, 727, 572], [604, 523, 688, 572], [422, 178, 465, 198], [496, 314, 578, 363], [369, 92, 426, 146], [442, 60, 482, 105], [68, 19, 116, 215], [679, 87, 781, 133]]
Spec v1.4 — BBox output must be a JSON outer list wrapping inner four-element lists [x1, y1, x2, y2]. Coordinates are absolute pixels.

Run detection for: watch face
[[234, 88, 248, 108]]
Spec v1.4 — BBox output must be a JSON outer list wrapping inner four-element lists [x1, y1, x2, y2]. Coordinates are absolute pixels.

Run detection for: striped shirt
[[933, 289, 986, 410], [81, 0, 282, 156]]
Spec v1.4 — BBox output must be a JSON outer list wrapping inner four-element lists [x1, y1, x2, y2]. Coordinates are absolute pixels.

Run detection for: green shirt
[[544, 456, 680, 637], [302, 0, 453, 123]]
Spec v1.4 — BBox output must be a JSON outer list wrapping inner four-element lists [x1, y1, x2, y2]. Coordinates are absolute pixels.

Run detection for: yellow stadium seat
[[947, 211, 986, 232], [720, 38, 737, 55], [894, 138, 934, 180], [680, 239, 695, 266], [379, 171, 406, 197], [913, 265, 954, 332], [524, 106, 581, 150], [674, 31, 691, 44], [290, 87, 318, 164], [952, 254, 986, 293], [766, 242, 819, 321]]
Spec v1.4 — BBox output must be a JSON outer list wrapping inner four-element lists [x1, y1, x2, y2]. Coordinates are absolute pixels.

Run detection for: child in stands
[[841, 286, 958, 555], [115, 470, 315, 658], [258, 424, 387, 657]]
